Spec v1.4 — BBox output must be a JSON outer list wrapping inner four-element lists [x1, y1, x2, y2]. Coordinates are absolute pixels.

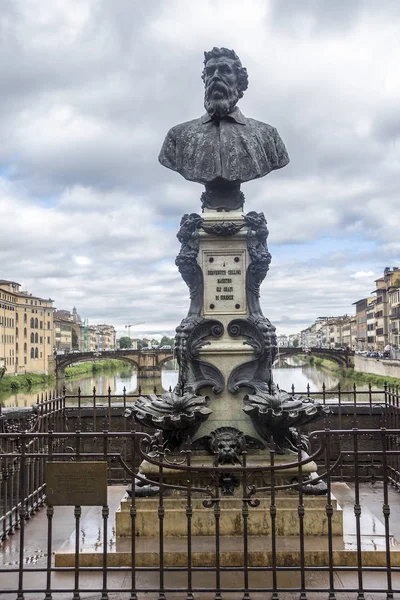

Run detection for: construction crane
[[125, 322, 145, 339], [83, 318, 89, 352]]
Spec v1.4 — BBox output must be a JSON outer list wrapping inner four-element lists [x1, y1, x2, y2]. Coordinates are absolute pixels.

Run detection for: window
[[16, 327, 18, 337], [40, 336, 43, 344], [35, 332, 38, 343], [40, 352, 42, 358], [24, 343, 27, 353], [47, 322, 50, 329], [40, 321, 43, 329], [30, 348, 34, 358], [24, 327, 27, 338], [24, 313, 27, 323], [30, 332, 34, 343], [16, 313, 18, 322], [47, 336, 50, 344], [24, 357, 27, 365], [16, 343, 18, 353], [30, 317, 34, 328], [34, 318, 38, 328], [34, 348, 38, 358]]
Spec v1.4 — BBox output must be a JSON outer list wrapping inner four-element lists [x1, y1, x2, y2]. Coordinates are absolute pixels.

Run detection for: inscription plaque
[[46, 461, 107, 506], [203, 250, 246, 315]]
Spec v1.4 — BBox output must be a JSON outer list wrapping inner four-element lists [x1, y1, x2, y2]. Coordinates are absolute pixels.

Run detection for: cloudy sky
[[1, 0, 399, 340]]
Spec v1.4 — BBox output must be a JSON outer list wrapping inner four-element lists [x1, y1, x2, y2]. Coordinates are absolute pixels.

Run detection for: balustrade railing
[[1, 420, 400, 597], [0, 392, 66, 540]]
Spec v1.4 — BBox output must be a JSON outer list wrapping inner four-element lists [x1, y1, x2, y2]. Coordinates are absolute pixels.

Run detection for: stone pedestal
[[116, 493, 343, 538], [116, 453, 343, 539], [126, 207, 329, 481], [194, 210, 258, 440]]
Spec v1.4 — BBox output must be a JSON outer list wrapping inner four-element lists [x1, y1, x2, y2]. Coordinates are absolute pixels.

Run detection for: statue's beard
[[204, 81, 240, 118]]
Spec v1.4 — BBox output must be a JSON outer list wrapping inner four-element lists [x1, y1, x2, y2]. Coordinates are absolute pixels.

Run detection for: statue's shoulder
[[244, 117, 278, 135], [165, 117, 203, 139]]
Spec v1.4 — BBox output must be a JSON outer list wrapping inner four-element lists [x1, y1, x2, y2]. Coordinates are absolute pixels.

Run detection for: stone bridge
[[276, 347, 354, 368], [53, 349, 175, 379], [53, 346, 353, 380]]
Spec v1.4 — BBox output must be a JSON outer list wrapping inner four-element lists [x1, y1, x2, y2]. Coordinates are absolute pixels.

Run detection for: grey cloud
[[269, 0, 399, 33], [372, 111, 400, 143], [1, 0, 399, 334]]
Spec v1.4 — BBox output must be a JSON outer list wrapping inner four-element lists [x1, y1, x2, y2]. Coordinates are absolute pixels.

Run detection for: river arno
[[0, 359, 385, 408]]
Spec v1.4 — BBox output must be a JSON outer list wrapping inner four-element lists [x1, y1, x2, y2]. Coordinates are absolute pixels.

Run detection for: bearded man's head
[[202, 47, 249, 118]]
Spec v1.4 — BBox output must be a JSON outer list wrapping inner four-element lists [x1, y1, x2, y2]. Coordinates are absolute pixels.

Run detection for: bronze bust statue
[[159, 47, 290, 210]]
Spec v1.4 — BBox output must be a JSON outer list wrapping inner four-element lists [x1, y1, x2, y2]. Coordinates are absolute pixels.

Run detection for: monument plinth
[[126, 46, 328, 490]]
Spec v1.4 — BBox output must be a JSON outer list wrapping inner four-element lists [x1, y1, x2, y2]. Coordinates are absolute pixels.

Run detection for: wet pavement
[[1, 483, 400, 598]]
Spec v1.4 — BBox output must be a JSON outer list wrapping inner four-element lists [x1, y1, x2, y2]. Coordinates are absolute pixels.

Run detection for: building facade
[[0, 280, 55, 374]]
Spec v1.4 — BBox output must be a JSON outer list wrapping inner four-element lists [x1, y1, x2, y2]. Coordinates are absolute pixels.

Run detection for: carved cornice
[[200, 221, 245, 237]]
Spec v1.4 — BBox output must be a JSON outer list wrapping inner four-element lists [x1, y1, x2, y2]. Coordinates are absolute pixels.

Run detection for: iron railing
[[1, 386, 400, 597]]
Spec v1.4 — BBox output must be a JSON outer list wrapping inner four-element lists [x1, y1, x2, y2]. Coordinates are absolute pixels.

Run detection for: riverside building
[[0, 279, 55, 374]]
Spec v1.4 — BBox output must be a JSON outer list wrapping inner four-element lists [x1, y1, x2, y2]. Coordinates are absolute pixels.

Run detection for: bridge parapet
[[54, 349, 175, 378], [277, 347, 354, 368]]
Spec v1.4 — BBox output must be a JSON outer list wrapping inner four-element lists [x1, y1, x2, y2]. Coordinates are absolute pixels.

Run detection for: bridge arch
[[54, 349, 178, 379], [54, 351, 142, 377], [158, 354, 175, 369], [276, 347, 354, 368]]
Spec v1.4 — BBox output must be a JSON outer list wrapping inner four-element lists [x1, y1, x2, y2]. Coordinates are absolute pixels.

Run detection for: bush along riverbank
[[64, 359, 132, 378], [341, 368, 400, 389], [306, 355, 400, 388], [0, 372, 56, 392], [0, 359, 132, 392]]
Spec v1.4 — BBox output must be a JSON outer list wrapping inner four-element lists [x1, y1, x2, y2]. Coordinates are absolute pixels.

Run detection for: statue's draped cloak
[[158, 107, 289, 185]]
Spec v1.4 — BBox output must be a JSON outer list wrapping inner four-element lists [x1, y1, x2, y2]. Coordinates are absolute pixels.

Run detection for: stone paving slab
[[1, 483, 400, 598]]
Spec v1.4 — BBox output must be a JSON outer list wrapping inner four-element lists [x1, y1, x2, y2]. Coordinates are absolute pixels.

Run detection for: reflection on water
[[0, 369, 179, 408], [0, 362, 385, 408], [273, 365, 341, 393]]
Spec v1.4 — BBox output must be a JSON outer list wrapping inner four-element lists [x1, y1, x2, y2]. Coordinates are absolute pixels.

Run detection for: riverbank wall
[[354, 356, 400, 380]]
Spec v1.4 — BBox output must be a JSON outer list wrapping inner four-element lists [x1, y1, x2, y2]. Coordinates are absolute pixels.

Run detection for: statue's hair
[[202, 47, 249, 98]]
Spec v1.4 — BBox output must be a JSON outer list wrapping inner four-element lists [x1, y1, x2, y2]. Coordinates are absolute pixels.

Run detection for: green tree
[[119, 336, 132, 349], [292, 338, 299, 347], [136, 339, 146, 350], [160, 335, 175, 347]]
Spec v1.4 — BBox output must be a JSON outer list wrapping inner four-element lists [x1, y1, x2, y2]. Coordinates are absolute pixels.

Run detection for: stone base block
[[116, 494, 343, 537], [55, 534, 400, 568]]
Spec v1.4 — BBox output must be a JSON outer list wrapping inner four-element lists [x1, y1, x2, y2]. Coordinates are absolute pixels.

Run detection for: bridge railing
[[59, 381, 391, 408]]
